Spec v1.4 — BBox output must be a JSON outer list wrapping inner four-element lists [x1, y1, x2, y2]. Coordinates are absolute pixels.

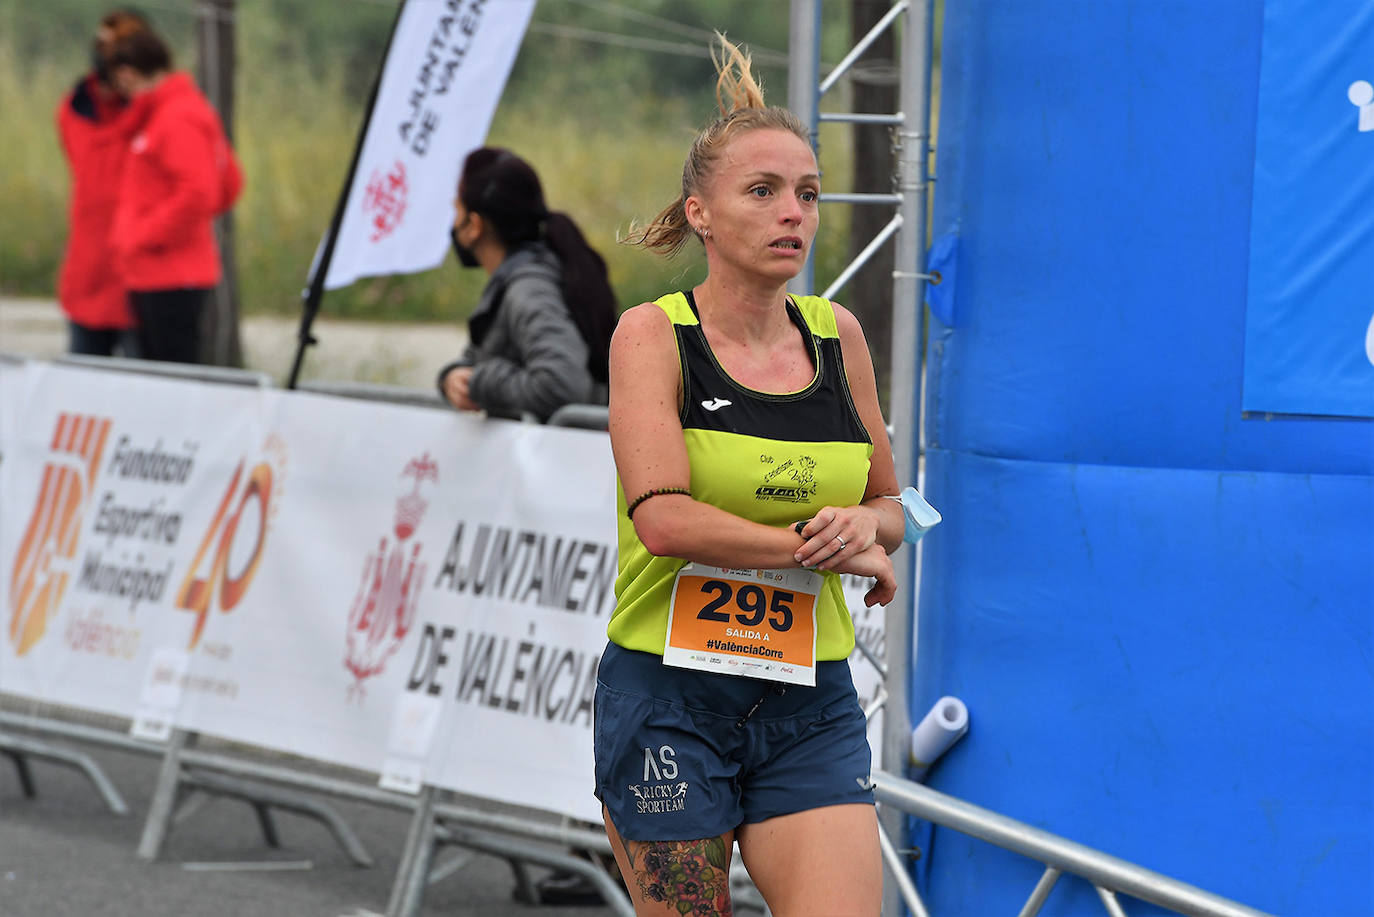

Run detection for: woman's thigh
[[603, 808, 736, 916], [736, 803, 880, 917]]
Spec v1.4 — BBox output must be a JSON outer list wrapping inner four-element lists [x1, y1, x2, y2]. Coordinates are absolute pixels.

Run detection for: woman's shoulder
[[821, 300, 878, 369], [827, 300, 862, 335], [617, 300, 673, 329], [611, 301, 676, 347], [500, 249, 562, 304], [790, 294, 863, 340]]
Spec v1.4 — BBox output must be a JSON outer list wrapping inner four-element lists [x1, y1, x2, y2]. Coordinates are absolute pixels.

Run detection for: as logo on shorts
[[628, 745, 690, 814]]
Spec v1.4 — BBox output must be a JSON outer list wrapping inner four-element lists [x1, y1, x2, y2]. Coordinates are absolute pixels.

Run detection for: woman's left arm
[[794, 302, 905, 567]]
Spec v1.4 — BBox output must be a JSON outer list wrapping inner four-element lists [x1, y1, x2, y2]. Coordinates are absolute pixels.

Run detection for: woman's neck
[[693, 274, 792, 344], [475, 238, 508, 275]]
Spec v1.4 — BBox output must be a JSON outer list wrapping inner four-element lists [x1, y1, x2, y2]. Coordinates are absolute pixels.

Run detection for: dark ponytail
[[458, 148, 618, 383], [543, 212, 616, 384]]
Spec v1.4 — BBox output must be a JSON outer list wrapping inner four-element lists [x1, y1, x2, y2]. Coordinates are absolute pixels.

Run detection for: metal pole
[[884, 1, 935, 914], [137, 728, 189, 860], [387, 784, 438, 917], [787, 0, 821, 296], [878, 819, 932, 917], [287, 0, 409, 389], [872, 773, 1276, 917], [197, 0, 242, 368]]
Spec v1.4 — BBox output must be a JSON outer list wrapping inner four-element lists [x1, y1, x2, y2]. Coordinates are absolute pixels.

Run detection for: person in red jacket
[[55, 9, 149, 357], [106, 29, 243, 364]]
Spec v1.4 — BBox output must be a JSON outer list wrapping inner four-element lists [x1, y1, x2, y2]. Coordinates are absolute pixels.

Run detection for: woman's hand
[[794, 505, 881, 568], [442, 366, 480, 412], [794, 505, 896, 607], [838, 542, 896, 607]]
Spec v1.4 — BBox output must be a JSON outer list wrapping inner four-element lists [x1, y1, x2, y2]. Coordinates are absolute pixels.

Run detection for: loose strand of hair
[[627, 34, 791, 260], [712, 32, 766, 116], [621, 196, 692, 257]]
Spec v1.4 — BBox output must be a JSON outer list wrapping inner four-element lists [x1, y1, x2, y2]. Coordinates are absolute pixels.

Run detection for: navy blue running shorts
[[593, 642, 874, 842]]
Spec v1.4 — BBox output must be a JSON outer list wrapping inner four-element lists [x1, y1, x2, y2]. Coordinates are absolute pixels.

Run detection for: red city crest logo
[[8, 414, 111, 655], [361, 159, 408, 243], [345, 453, 437, 699]]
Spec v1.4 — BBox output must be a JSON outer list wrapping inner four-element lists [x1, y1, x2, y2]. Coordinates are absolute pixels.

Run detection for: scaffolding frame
[[789, 5, 935, 914]]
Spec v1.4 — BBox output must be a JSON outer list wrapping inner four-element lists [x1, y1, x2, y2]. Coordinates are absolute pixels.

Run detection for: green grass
[[0, 6, 860, 325], [0, 37, 73, 296]]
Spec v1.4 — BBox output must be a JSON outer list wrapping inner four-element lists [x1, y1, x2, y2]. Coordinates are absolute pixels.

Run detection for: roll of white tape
[[909, 695, 969, 781]]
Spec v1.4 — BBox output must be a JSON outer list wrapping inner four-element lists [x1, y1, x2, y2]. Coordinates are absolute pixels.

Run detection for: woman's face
[[689, 128, 820, 286], [109, 65, 144, 99], [451, 198, 483, 268]]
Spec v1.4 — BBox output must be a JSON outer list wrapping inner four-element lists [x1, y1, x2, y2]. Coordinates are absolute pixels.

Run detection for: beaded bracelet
[[626, 487, 690, 518]]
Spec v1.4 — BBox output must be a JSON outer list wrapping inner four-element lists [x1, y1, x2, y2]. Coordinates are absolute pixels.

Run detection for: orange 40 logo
[[174, 435, 285, 649], [8, 414, 112, 655]]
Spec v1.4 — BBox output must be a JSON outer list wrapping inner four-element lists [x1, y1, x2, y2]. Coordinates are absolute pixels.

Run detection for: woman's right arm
[[435, 349, 478, 409], [610, 304, 821, 570]]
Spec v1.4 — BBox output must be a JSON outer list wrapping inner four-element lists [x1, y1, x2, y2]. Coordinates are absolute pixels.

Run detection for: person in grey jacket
[[437, 148, 617, 422]]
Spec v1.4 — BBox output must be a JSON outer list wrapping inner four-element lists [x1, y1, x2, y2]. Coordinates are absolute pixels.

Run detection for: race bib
[[663, 563, 821, 686]]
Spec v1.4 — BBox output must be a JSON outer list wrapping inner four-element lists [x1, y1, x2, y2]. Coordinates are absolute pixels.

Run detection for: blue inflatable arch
[[914, 1, 1373, 914]]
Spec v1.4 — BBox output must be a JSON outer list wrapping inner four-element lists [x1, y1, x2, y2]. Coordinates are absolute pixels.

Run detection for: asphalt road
[[0, 725, 620, 917], [0, 298, 467, 390]]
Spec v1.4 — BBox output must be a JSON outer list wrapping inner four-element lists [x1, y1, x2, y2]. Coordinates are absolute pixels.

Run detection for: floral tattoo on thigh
[[624, 836, 733, 915]]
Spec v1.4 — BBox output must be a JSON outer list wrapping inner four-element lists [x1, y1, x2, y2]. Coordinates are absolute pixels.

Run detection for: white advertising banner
[[0, 356, 26, 460], [0, 364, 262, 723], [318, 0, 537, 291], [414, 421, 616, 819], [171, 392, 617, 822], [0, 355, 35, 649], [1, 362, 888, 823]]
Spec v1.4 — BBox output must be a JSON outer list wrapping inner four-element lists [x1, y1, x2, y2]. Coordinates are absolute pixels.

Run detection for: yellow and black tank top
[[609, 291, 874, 660]]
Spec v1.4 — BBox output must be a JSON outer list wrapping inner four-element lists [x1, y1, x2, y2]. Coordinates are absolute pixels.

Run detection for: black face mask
[[450, 225, 479, 269]]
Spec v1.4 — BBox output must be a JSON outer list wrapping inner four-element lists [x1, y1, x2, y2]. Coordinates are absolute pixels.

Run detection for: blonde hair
[[628, 34, 811, 257]]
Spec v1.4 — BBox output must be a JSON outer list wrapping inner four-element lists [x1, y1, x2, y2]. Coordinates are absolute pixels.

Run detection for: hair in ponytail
[[627, 33, 811, 258], [458, 148, 618, 383], [543, 212, 615, 383]]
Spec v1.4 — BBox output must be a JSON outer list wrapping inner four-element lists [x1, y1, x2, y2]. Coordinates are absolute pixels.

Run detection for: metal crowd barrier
[[0, 358, 393, 878], [182, 385, 624, 916], [0, 357, 633, 915], [0, 722, 129, 815], [869, 771, 1275, 917], [2, 355, 355, 859], [54, 352, 273, 388], [546, 403, 610, 431], [296, 378, 446, 410], [382, 400, 626, 917]]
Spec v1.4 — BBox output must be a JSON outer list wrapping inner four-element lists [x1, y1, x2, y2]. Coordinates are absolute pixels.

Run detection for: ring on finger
[[834, 535, 846, 549]]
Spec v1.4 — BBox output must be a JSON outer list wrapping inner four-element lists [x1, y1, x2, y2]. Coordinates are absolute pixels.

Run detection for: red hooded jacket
[[111, 72, 243, 291], [56, 75, 135, 329]]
